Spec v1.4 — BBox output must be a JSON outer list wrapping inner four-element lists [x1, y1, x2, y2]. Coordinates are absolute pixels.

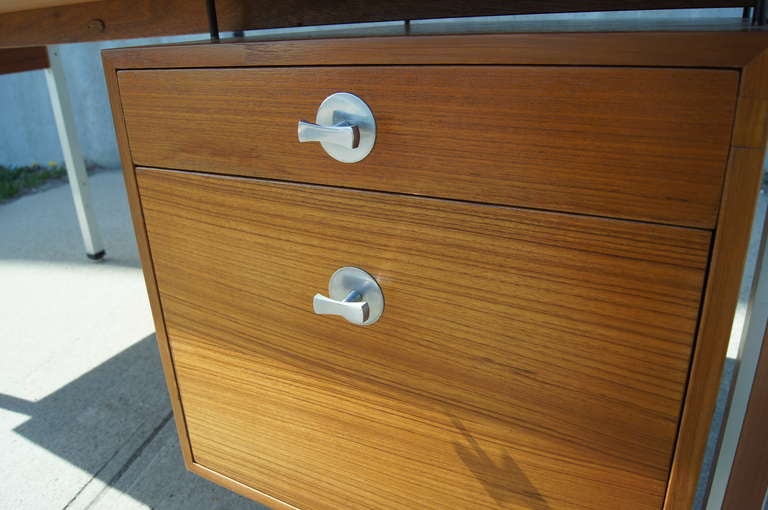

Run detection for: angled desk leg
[[44, 45, 105, 260], [705, 195, 768, 509]]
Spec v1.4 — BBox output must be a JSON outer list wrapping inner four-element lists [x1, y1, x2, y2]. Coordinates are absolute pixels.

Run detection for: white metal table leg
[[44, 45, 105, 260]]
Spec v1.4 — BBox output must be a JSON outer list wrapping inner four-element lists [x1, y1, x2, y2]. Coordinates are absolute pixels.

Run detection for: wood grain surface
[[0, 46, 47, 75], [0, 0, 98, 14], [0, 0, 216, 47], [118, 66, 737, 229], [0, 1, 759, 47], [663, 48, 768, 510], [102, 32, 768, 71], [137, 167, 711, 510], [102, 47, 197, 467]]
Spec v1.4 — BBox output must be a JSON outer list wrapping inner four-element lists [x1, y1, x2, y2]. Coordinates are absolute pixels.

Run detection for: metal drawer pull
[[297, 92, 376, 163], [297, 121, 360, 148], [313, 267, 384, 326], [313, 291, 369, 324]]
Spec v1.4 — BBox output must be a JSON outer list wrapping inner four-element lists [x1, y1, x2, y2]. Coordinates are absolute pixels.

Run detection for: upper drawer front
[[137, 167, 710, 510], [118, 66, 737, 228]]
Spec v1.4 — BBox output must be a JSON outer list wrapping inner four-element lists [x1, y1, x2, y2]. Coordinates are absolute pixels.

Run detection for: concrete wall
[[0, 8, 744, 169], [0, 34, 203, 169]]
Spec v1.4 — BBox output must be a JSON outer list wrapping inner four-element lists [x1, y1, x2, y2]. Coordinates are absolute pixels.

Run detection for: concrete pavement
[[0, 170, 264, 509]]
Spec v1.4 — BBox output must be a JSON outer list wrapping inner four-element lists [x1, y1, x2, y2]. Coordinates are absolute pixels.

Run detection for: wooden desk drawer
[[118, 66, 737, 229], [104, 33, 768, 510], [137, 166, 709, 510]]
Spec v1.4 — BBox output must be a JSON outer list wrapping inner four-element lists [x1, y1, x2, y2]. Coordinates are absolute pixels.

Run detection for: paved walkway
[[0, 170, 264, 509]]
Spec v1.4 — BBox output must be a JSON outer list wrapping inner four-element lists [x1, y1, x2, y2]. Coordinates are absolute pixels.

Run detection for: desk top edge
[[101, 30, 768, 71]]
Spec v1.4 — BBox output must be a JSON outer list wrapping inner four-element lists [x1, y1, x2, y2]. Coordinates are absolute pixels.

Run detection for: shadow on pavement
[[0, 334, 265, 509]]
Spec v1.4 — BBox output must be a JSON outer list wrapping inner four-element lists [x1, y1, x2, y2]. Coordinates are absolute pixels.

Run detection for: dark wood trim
[[102, 31, 768, 70], [664, 48, 768, 510], [0, 0, 760, 48], [101, 56, 197, 468], [0, 0, 216, 48], [213, 0, 759, 32], [0, 46, 48, 75], [723, 323, 768, 509]]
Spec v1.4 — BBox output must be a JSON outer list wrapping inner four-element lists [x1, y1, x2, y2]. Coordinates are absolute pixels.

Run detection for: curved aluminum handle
[[313, 267, 384, 326], [297, 93, 376, 163], [313, 290, 370, 325], [298, 121, 360, 149]]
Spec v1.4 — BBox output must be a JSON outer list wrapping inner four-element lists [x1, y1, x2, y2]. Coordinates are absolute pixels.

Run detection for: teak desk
[[103, 31, 768, 509]]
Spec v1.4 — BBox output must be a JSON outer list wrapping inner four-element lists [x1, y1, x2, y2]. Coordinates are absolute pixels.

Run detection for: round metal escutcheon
[[327, 266, 384, 326], [316, 92, 376, 163]]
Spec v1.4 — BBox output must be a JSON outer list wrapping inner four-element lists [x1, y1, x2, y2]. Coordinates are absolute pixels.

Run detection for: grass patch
[[0, 163, 66, 201]]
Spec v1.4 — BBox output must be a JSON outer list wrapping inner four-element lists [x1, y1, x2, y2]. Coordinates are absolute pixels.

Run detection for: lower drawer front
[[137, 168, 710, 510]]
